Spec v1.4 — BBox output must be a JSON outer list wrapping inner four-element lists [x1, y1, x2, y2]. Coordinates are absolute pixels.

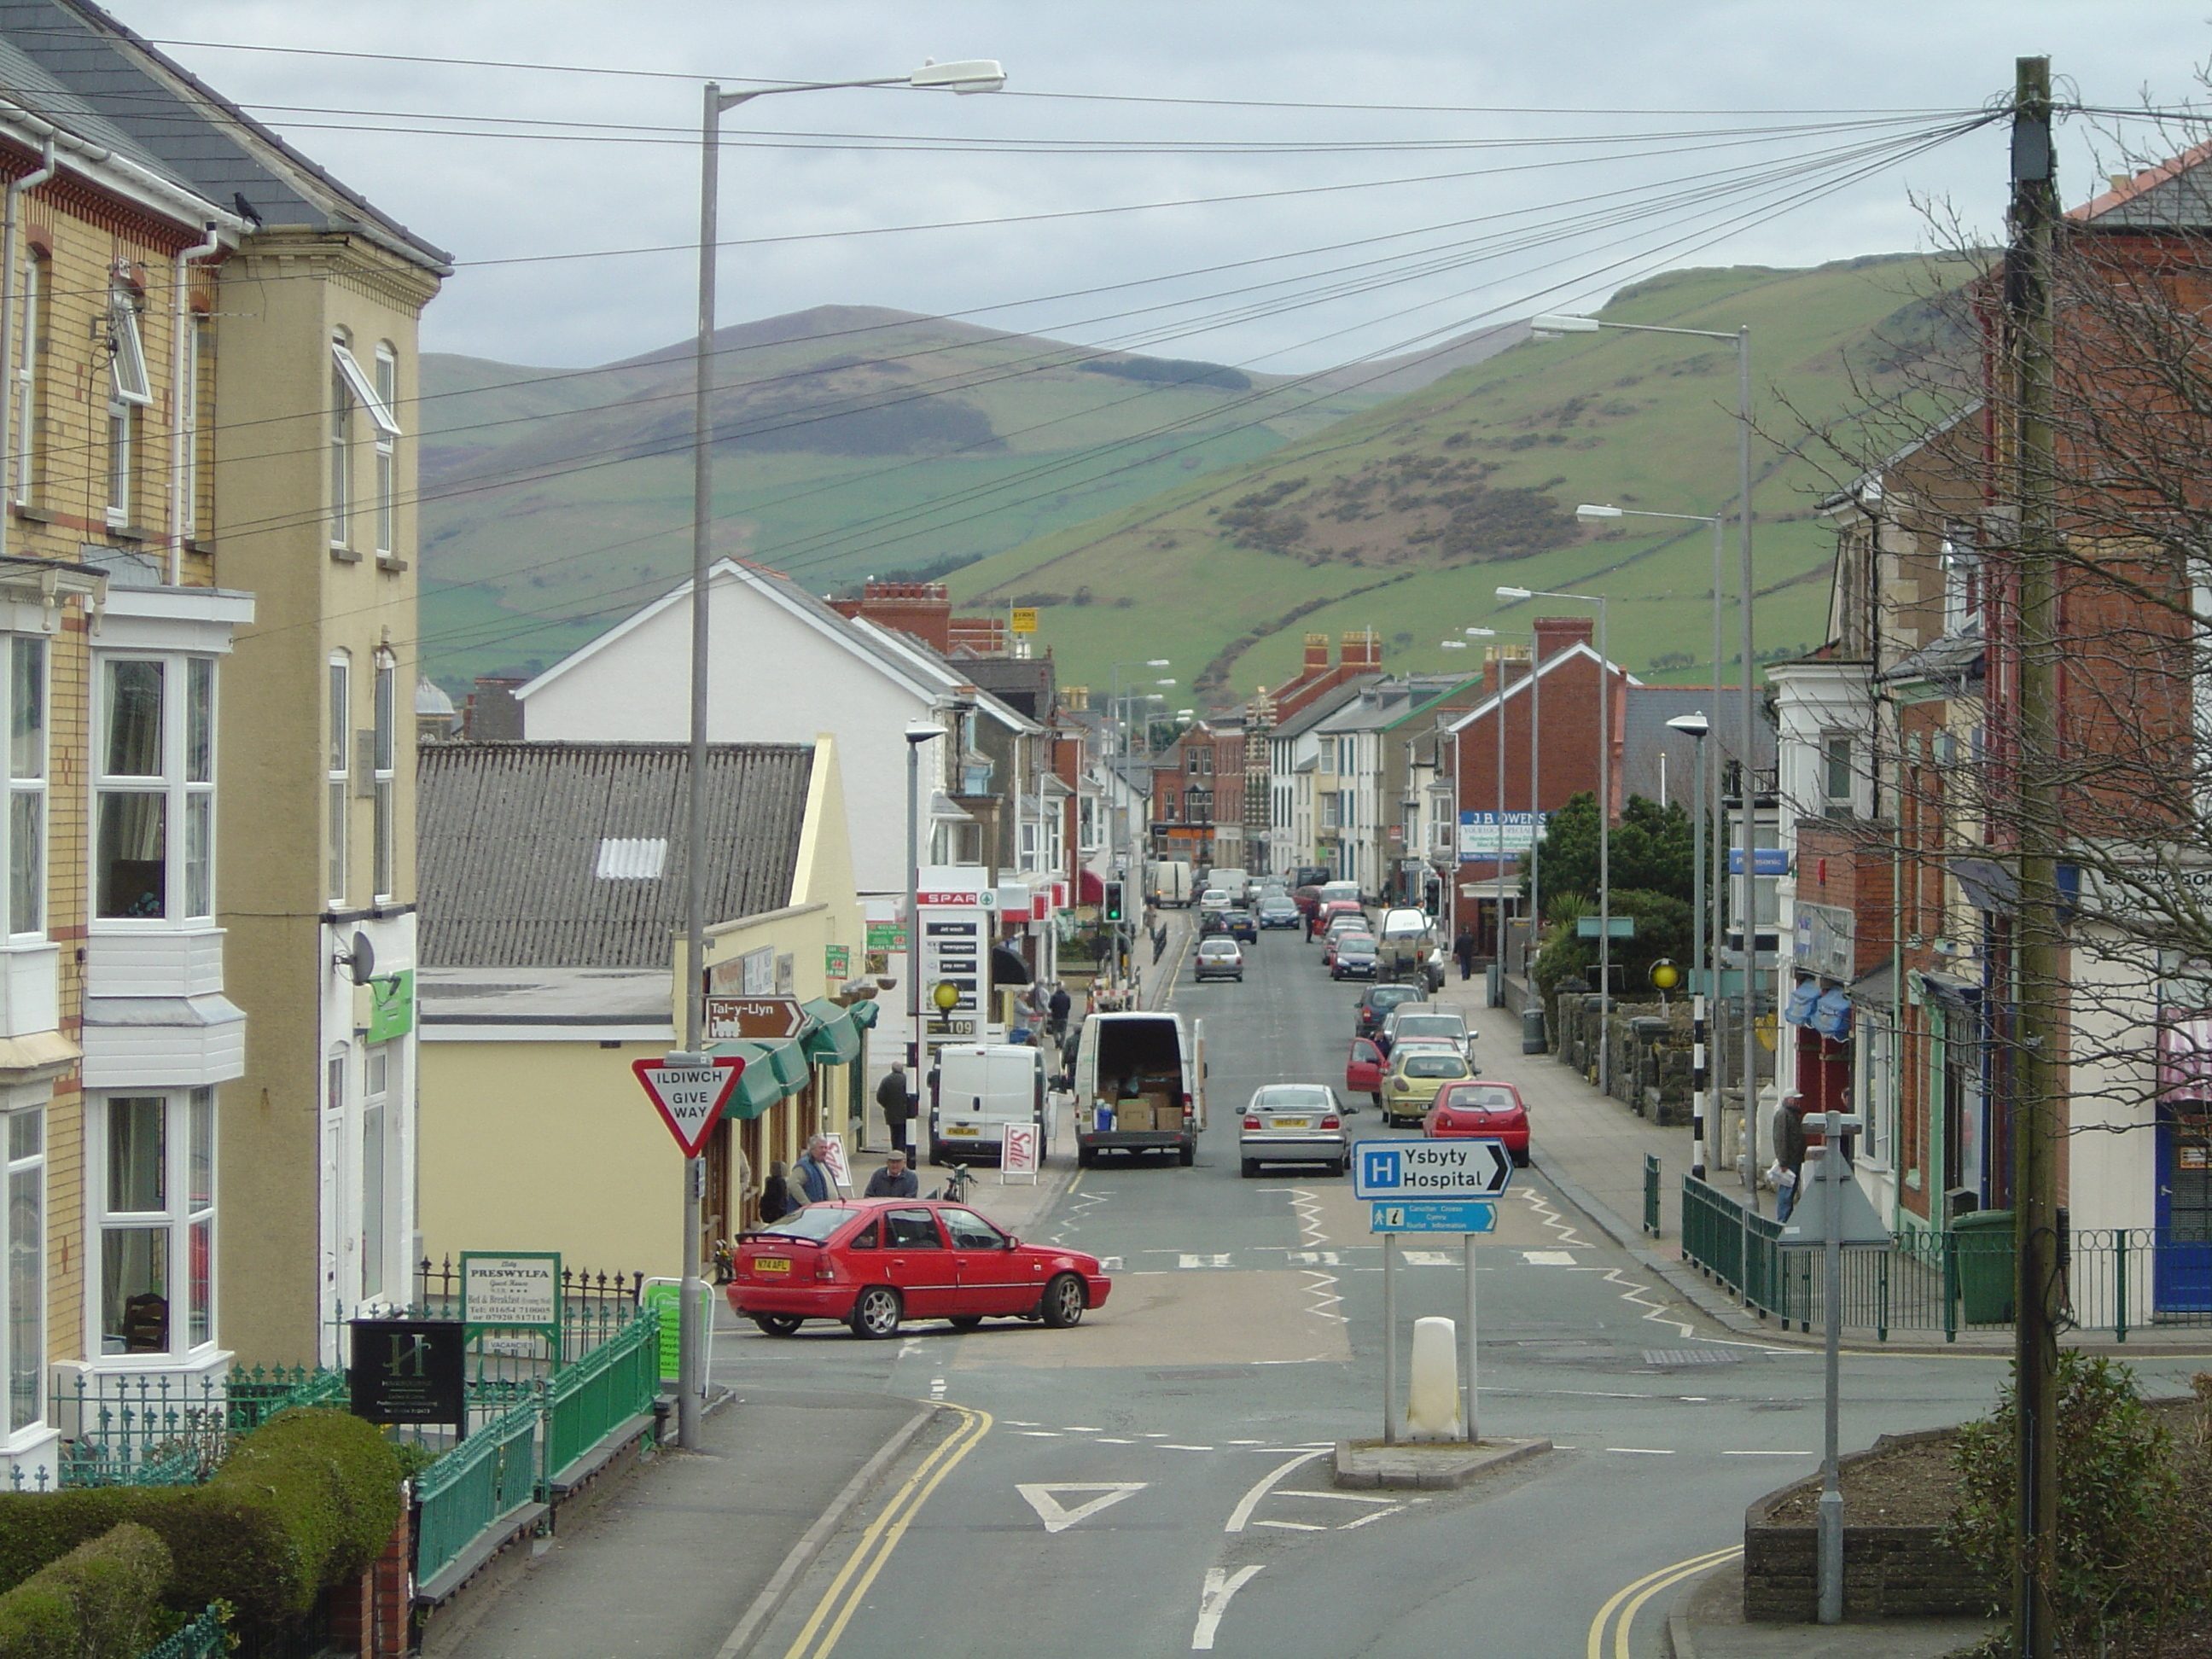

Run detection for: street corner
[[955, 1268, 1354, 1371], [1330, 1435, 1553, 1490]]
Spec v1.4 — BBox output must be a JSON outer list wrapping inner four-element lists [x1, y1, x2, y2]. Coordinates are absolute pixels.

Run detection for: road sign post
[[1360, 1139, 1512, 1445], [633, 1051, 743, 1441]]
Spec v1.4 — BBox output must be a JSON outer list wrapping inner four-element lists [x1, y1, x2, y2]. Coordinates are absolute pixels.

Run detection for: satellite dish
[[343, 930, 376, 986]]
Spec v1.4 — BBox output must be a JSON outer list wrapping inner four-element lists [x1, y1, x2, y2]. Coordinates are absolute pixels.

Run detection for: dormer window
[[1941, 530, 1982, 634]]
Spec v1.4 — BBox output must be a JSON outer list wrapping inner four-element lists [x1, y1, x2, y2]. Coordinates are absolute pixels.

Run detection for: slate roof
[[418, 742, 813, 970], [2072, 139, 2212, 231], [1619, 685, 1774, 807], [0, 0, 450, 270], [1271, 676, 1383, 741]]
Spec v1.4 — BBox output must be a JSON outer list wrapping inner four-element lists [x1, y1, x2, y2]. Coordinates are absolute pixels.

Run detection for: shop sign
[[365, 969, 414, 1041]]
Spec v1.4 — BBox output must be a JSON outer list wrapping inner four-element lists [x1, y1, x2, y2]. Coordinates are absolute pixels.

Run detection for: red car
[[1423, 1080, 1532, 1165], [1315, 899, 1364, 939], [1346, 1036, 1385, 1107], [727, 1198, 1112, 1339]]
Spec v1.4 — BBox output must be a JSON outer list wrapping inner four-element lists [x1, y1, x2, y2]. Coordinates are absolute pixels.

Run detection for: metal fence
[[1679, 1174, 2204, 1342], [542, 1305, 660, 1489], [137, 1604, 230, 1659], [412, 1394, 542, 1587], [31, 1365, 346, 1491]]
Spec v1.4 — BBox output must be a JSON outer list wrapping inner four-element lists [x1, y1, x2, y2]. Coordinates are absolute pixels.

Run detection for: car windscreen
[[1444, 1086, 1520, 1111], [1400, 1053, 1469, 1079], [1340, 934, 1376, 949], [1393, 1017, 1464, 1041], [1200, 940, 1238, 955], [754, 1206, 858, 1242], [1254, 1087, 1333, 1110], [1369, 987, 1418, 1008]]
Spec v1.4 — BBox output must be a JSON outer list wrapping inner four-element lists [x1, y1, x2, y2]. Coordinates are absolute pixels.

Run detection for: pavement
[[1663, 1562, 1993, 1658]]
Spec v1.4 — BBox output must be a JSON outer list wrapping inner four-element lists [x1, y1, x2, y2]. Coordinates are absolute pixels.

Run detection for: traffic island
[[1331, 1436, 1551, 1489]]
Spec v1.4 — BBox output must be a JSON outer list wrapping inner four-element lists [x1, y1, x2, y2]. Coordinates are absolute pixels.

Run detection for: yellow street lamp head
[[1650, 959, 1680, 992], [931, 980, 962, 1012]]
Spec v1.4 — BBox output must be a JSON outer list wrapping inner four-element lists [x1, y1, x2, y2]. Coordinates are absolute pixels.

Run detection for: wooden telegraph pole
[[2006, 53, 2061, 1659]]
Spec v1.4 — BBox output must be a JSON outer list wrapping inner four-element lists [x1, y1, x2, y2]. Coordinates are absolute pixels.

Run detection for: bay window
[[95, 654, 218, 923], [373, 653, 395, 901], [5, 1107, 40, 1432], [94, 1089, 214, 1358]]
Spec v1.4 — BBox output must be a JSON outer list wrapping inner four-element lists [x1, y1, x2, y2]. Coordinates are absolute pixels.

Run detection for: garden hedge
[[0, 1408, 402, 1639], [0, 1521, 172, 1658]]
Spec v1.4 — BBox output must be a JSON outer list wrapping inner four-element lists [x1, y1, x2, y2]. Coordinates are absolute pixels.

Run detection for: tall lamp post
[[1668, 711, 1713, 1179], [1105, 660, 1171, 980], [681, 57, 1004, 1452], [1536, 307, 1761, 1202], [1498, 585, 1610, 1092]]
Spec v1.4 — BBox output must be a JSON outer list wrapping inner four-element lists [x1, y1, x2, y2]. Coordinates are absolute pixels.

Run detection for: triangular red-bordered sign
[[632, 1056, 745, 1156]]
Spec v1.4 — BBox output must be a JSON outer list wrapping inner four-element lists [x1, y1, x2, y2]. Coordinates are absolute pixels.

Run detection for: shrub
[[0, 1522, 172, 1659]]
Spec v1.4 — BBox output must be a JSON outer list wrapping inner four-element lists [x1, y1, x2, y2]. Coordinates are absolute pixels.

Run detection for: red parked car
[[727, 1198, 1112, 1339], [1423, 1080, 1532, 1165], [1346, 1036, 1385, 1108]]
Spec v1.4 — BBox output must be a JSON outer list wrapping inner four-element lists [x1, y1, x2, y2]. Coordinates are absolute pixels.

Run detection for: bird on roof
[[231, 192, 262, 230]]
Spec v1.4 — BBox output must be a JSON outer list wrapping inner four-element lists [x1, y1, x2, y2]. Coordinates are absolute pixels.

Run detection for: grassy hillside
[[948, 257, 1969, 702], [414, 306, 1441, 690]]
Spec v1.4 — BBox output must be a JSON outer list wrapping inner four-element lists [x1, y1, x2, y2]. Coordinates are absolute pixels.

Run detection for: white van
[[1073, 1011, 1206, 1167], [1148, 860, 1196, 907], [1318, 879, 1364, 911], [1207, 868, 1251, 905], [929, 1044, 1046, 1165]]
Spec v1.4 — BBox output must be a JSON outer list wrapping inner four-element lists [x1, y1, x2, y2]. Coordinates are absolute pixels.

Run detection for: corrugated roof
[[418, 742, 813, 969], [0, 0, 450, 271]]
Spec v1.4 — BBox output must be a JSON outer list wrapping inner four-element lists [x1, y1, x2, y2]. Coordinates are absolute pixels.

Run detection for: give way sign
[[632, 1054, 745, 1157]]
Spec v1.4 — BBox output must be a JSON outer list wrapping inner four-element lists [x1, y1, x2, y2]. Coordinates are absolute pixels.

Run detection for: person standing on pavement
[[791, 1136, 835, 1208], [865, 1149, 919, 1198], [757, 1161, 794, 1224], [1453, 928, 1476, 981], [1048, 982, 1071, 1042], [1771, 1092, 1809, 1222], [876, 1062, 915, 1157]]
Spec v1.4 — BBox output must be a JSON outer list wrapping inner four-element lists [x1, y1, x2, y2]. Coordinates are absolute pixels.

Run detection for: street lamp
[[1460, 626, 1517, 997], [1668, 710, 1713, 1180], [1499, 583, 1611, 1094], [1537, 308, 1761, 1205], [678, 55, 1005, 1454]]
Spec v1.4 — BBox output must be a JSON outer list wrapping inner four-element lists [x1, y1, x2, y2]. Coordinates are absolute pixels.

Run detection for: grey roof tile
[[418, 741, 813, 969]]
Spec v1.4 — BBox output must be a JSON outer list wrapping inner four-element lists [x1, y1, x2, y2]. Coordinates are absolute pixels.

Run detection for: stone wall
[[1742, 1429, 1989, 1622], [1547, 993, 1696, 1124]]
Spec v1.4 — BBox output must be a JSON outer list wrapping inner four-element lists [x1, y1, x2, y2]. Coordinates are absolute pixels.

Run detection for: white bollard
[[1405, 1316, 1463, 1441]]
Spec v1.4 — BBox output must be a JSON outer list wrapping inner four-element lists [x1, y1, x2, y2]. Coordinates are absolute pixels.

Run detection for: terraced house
[[0, 0, 446, 1487]]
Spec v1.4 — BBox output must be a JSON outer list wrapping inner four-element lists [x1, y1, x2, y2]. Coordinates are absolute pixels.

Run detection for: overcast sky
[[113, 3, 2212, 373]]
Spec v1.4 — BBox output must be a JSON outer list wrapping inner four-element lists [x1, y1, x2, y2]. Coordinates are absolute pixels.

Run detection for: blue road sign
[[1370, 1200, 1497, 1234], [1353, 1138, 1513, 1200]]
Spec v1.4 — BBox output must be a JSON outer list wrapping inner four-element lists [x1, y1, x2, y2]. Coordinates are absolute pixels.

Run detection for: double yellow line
[[780, 1401, 992, 1659], [1585, 1545, 1740, 1659]]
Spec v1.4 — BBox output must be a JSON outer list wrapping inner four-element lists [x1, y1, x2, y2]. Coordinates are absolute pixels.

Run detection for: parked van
[[1207, 868, 1251, 905], [1074, 1010, 1207, 1167], [929, 1044, 1047, 1165], [1148, 859, 1196, 908], [1375, 907, 1437, 981]]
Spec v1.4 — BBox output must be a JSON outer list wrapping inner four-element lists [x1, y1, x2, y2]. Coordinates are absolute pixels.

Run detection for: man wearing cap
[[865, 1149, 919, 1199], [1772, 1092, 1810, 1222]]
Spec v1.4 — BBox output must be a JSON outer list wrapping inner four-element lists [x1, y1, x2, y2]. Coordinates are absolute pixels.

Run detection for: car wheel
[[1179, 1139, 1196, 1167], [1077, 1145, 1094, 1168], [1241, 1157, 1258, 1179], [947, 1315, 984, 1330], [1514, 1149, 1531, 1167], [1040, 1272, 1086, 1329], [751, 1314, 803, 1337], [1332, 1157, 1348, 1178], [849, 1286, 902, 1340]]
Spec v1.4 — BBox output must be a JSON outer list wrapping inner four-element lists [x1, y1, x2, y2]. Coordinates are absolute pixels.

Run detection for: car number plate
[[1275, 1117, 1312, 1129], [753, 1257, 790, 1276], [947, 1125, 980, 1137]]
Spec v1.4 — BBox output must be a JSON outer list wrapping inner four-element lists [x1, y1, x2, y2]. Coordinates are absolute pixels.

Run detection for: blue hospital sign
[[1353, 1138, 1513, 1200], [1362, 1148, 1403, 1191]]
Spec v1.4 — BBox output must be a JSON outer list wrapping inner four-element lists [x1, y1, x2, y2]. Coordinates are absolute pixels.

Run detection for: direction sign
[[705, 996, 805, 1041], [1370, 1200, 1497, 1234], [632, 1055, 745, 1156], [1353, 1138, 1512, 1200]]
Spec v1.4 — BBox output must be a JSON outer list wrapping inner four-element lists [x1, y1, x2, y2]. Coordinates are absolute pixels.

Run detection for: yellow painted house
[[416, 736, 867, 1279]]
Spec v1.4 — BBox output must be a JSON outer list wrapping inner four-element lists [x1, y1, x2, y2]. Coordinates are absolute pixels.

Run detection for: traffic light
[[1103, 881, 1125, 923]]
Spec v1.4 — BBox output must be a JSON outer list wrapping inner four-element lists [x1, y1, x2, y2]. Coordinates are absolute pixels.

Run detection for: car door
[[1347, 1038, 1382, 1094], [880, 1207, 958, 1317], [942, 1205, 1032, 1314]]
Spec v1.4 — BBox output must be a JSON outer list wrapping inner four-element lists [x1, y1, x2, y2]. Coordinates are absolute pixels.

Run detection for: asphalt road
[[727, 922, 2212, 1659]]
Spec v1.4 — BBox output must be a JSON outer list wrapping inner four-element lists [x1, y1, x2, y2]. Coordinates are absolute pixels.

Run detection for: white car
[[1239, 1084, 1348, 1178], [1197, 888, 1233, 913]]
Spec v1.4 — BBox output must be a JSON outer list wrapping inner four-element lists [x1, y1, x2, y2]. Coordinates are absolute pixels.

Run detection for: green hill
[[414, 305, 1447, 689], [947, 257, 1970, 702]]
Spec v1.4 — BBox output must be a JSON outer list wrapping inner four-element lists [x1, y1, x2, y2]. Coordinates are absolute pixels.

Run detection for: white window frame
[[105, 290, 149, 531], [1941, 533, 1982, 634], [328, 653, 349, 905], [92, 652, 218, 927], [3, 1105, 43, 1435], [372, 652, 395, 902], [88, 1087, 216, 1363], [10, 252, 38, 507], [328, 358, 350, 550], [372, 345, 397, 559], [1820, 731, 1856, 819], [8, 637, 44, 940]]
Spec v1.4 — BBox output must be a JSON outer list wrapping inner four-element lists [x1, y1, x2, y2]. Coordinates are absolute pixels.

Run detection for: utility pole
[[2007, 53, 2060, 1659]]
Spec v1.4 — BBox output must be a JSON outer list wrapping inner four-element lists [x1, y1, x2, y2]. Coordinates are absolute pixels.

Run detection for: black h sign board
[[350, 1318, 466, 1429], [633, 1054, 746, 1157]]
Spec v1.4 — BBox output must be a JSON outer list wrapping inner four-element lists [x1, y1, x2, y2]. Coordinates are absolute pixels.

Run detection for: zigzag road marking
[[1287, 1186, 1346, 1324], [1516, 1185, 1701, 1342]]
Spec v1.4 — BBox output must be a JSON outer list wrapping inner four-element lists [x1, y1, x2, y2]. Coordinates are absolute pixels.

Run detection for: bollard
[[1405, 1316, 1462, 1441]]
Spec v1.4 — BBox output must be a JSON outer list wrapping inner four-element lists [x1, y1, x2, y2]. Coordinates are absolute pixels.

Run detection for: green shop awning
[[800, 998, 861, 1066], [848, 998, 882, 1031], [705, 1043, 785, 1121], [765, 1038, 811, 1091]]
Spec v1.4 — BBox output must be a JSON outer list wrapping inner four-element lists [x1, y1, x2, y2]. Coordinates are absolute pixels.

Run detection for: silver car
[[1239, 1083, 1348, 1178]]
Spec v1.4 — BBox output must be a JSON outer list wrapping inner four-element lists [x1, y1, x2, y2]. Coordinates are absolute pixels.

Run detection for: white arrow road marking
[[1017, 1481, 1146, 1534], [1224, 1447, 1330, 1532], [1193, 1565, 1263, 1651]]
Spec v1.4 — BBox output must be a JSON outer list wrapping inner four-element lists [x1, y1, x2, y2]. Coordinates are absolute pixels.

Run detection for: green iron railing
[[1679, 1173, 1745, 1295], [541, 1305, 660, 1490], [414, 1394, 541, 1586], [1642, 1154, 1662, 1237], [136, 1604, 229, 1659]]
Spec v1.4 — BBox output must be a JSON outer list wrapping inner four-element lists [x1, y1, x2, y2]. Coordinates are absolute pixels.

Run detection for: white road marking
[[1141, 1432, 1168, 1438], [1098, 1436, 1134, 1445], [1404, 1250, 1455, 1266], [1725, 1449, 1810, 1457], [1225, 1447, 1331, 1532], [1287, 1250, 1344, 1266], [1192, 1565, 1264, 1651], [1226, 1438, 1264, 1446], [1522, 1249, 1579, 1266], [1006, 1420, 1039, 1427], [1339, 1509, 1400, 1531], [1605, 1447, 1676, 1455], [1017, 1481, 1147, 1534], [895, 1336, 923, 1359], [1179, 1253, 1235, 1269], [1062, 1425, 1103, 1433], [1016, 1431, 1062, 1438], [1254, 1519, 1325, 1532], [1279, 1489, 1398, 1505], [1161, 1443, 1215, 1452]]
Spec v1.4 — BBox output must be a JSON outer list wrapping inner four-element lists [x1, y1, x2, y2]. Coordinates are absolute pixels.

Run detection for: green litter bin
[[1952, 1209, 2016, 1324]]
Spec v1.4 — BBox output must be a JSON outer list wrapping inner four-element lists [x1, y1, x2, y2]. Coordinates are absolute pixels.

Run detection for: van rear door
[[1190, 1018, 1207, 1132]]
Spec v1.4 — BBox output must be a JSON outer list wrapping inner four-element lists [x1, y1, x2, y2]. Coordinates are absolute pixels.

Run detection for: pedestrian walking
[[1453, 928, 1476, 981], [865, 1150, 919, 1198], [876, 1062, 915, 1157], [1048, 982, 1072, 1043], [757, 1161, 794, 1223], [1771, 1092, 1809, 1222], [791, 1136, 835, 1208]]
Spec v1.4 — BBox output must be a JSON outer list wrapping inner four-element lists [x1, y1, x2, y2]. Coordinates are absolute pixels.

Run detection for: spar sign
[[632, 1053, 745, 1156]]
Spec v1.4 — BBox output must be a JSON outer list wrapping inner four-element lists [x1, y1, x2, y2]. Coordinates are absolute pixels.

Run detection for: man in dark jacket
[[876, 1062, 915, 1157], [1453, 929, 1477, 981], [864, 1150, 919, 1198], [791, 1136, 835, 1208], [1772, 1093, 1809, 1222]]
